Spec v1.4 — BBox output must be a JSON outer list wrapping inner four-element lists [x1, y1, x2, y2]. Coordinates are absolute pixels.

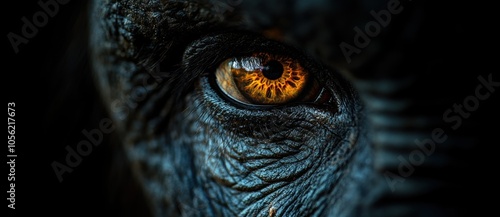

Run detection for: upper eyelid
[[182, 31, 319, 77]]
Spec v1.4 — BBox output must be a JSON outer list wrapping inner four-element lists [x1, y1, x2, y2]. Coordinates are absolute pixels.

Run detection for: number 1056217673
[[8, 102, 15, 150]]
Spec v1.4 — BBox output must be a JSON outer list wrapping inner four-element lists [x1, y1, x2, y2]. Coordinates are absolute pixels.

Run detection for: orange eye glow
[[215, 53, 310, 105]]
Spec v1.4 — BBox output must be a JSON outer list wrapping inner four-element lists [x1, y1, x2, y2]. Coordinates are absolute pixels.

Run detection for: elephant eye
[[215, 52, 324, 105]]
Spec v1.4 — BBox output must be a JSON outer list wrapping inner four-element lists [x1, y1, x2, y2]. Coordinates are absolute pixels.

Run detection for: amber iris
[[215, 53, 309, 105]]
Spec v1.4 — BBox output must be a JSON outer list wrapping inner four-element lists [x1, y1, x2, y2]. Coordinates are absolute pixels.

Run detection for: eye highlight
[[215, 53, 311, 105]]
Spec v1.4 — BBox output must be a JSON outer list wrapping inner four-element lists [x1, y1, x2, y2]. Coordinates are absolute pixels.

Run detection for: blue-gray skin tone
[[89, 0, 482, 216]]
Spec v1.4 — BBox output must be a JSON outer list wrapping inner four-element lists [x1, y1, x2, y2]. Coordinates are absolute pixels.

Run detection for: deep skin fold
[[89, 0, 482, 217]]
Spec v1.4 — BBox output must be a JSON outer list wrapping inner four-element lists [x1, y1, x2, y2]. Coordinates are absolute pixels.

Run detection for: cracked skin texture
[[89, 0, 483, 216]]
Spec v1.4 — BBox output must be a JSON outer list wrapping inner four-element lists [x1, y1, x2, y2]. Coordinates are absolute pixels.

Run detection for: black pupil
[[262, 60, 284, 80]]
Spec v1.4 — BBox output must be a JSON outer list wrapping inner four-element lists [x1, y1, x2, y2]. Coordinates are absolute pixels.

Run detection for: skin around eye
[[215, 53, 310, 105]]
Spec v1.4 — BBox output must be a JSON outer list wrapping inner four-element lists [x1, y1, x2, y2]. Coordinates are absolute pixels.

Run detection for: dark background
[[5, 1, 112, 216], [4, 1, 499, 216]]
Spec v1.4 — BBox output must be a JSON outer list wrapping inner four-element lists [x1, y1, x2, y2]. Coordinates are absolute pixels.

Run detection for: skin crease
[[89, 0, 489, 216]]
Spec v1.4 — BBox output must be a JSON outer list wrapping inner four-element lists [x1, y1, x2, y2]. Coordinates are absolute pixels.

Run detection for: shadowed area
[[6, 0, 496, 216]]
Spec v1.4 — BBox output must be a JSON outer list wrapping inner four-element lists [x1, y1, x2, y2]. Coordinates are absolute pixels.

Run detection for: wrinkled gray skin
[[89, 0, 481, 216]]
